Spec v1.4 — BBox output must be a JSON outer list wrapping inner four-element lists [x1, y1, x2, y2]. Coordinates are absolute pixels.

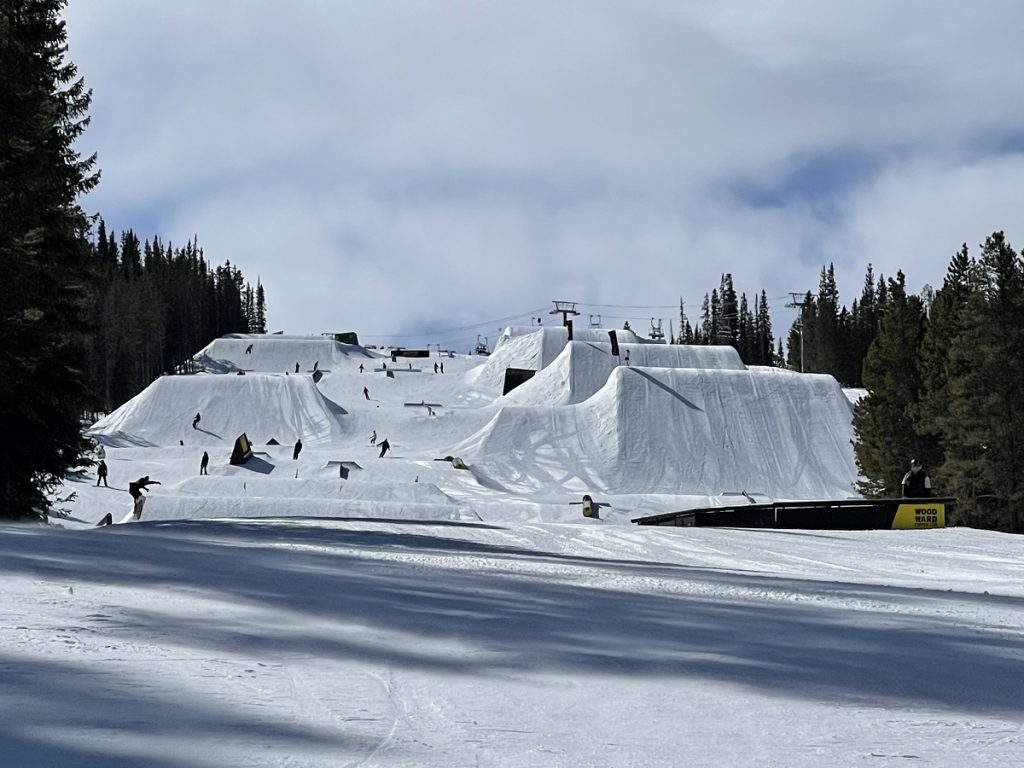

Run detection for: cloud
[[64, 1, 1024, 347]]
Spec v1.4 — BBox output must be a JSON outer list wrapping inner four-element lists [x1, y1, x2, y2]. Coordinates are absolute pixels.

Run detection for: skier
[[96, 460, 108, 487], [192, 412, 201, 430], [293, 439, 303, 460], [902, 459, 932, 498], [128, 476, 161, 520], [377, 438, 391, 458], [369, 429, 377, 445], [200, 451, 209, 475], [363, 386, 369, 400]]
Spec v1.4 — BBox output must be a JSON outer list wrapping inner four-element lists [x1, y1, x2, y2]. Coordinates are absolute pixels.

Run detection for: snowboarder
[[313, 360, 319, 373], [96, 460, 108, 487], [200, 451, 209, 475], [377, 438, 391, 458], [369, 430, 377, 445], [902, 459, 932, 498], [245, 343, 253, 354], [192, 412, 201, 430], [293, 439, 303, 460], [433, 362, 438, 374], [359, 364, 364, 373], [295, 362, 300, 373], [363, 386, 369, 400], [128, 476, 161, 520]]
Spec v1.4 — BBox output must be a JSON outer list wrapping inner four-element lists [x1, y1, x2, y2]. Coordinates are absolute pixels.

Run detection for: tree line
[[854, 233, 1024, 532], [0, 1, 264, 519], [88, 220, 266, 412], [662, 246, 1024, 533]]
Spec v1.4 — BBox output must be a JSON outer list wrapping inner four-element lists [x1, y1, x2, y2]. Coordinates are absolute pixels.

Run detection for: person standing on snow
[[433, 362, 438, 374], [293, 439, 303, 460], [200, 451, 209, 475], [377, 438, 390, 458], [192, 412, 201, 430], [363, 386, 369, 400], [902, 459, 932, 498], [369, 430, 377, 445], [96, 460, 108, 487], [295, 362, 300, 373], [359, 363, 364, 373]]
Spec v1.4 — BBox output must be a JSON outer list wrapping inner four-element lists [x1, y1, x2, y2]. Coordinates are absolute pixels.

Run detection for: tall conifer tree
[[0, 0, 99, 518]]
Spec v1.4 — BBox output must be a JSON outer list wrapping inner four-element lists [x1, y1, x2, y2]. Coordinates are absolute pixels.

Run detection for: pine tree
[[0, 0, 100, 519], [940, 234, 1024, 530], [852, 272, 929, 496]]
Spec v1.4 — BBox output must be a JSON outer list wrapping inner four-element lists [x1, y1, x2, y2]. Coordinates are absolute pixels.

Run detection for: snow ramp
[[504, 340, 746, 406], [465, 325, 647, 394], [455, 366, 859, 499], [194, 334, 376, 374], [88, 373, 345, 447]]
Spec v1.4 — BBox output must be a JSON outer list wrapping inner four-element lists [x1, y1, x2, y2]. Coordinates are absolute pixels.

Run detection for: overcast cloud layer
[[65, 1, 1024, 350]]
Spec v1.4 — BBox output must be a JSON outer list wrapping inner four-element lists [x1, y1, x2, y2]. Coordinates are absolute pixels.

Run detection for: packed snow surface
[[6, 328, 1020, 766]]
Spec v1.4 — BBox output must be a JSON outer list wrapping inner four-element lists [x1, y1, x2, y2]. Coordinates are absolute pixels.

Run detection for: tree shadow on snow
[[2, 522, 1023, 719]]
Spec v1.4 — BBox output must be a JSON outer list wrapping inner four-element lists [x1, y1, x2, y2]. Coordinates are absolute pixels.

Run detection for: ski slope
[[7, 327, 1022, 766]]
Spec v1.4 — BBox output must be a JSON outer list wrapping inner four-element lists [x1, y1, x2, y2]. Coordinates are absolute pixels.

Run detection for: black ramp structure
[[230, 433, 254, 465]]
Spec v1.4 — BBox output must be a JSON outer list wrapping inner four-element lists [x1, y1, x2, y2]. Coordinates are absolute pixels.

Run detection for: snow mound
[[455, 366, 859, 499], [465, 325, 648, 394], [88, 373, 345, 447], [504, 340, 746, 406], [194, 333, 376, 374]]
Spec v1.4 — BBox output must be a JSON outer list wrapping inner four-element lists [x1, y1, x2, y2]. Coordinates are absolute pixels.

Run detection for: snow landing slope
[[194, 333, 377, 374], [456, 364, 859, 499], [88, 373, 345, 447]]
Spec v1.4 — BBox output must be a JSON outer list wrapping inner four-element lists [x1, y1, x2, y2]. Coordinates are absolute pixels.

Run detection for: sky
[[63, 1, 1024, 351]]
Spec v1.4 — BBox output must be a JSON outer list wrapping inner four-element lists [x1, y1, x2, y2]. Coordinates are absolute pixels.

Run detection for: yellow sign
[[892, 502, 945, 529]]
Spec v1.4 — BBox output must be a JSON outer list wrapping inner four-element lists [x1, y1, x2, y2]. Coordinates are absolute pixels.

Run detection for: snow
[[4, 329, 1023, 766]]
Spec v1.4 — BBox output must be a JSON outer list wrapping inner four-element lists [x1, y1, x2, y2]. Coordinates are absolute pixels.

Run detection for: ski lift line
[[359, 305, 551, 339]]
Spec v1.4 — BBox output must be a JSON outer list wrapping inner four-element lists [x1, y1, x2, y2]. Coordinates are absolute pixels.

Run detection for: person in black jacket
[[200, 451, 209, 475], [128, 476, 161, 519], [902, 459, 932, 498], [96, 460, 108, 487], [293, 439, 303, 460], [377, 438, 390, 458]]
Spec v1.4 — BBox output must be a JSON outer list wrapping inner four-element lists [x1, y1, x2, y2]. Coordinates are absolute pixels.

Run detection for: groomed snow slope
[[88, 373, 345, 447], [458, 365, 858, 498], [194, 333, 377, 374]]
